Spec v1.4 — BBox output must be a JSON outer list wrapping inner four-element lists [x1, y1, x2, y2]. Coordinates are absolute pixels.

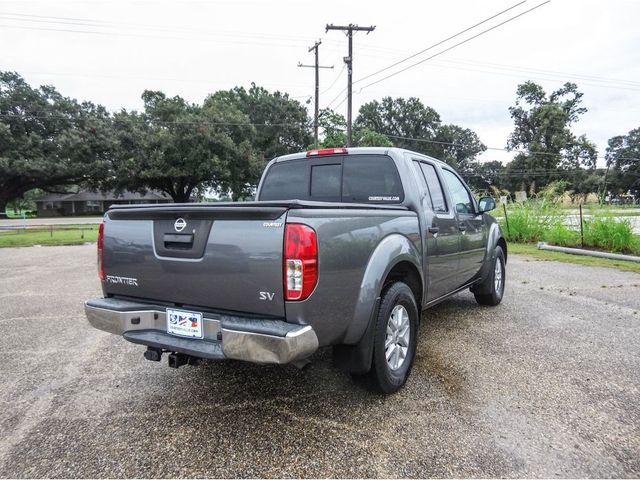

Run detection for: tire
[[474, 245, 506, 306], [367, 281, 419, 394]]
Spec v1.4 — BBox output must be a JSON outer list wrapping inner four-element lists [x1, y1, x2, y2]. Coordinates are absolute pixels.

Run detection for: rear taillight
[[306, 147, 347, 157], [284, 223, 318, 301], [97, 223, 105, 281]]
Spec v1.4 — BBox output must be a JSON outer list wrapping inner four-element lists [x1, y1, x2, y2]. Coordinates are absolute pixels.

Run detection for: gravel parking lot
[[0, 245, 638, 478]]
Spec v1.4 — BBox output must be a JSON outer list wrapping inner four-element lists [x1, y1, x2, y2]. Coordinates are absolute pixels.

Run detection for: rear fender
[[333, 234, 422, 374], [345, 233, 422, 343]]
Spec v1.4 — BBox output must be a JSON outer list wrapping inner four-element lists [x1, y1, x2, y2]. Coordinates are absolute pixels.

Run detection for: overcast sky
[[2, 0, 639, 167]]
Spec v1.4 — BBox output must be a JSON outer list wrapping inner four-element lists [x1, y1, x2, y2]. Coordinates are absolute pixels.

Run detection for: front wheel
[[367, 282, 419, 393], [473, 245, 506, 306]]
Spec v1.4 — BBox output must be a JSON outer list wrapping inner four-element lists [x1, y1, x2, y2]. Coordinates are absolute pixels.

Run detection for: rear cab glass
[[259, 154, 404, 204]]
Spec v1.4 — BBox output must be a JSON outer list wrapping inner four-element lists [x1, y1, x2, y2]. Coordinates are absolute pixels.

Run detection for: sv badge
[[259, 291, 275, 301]]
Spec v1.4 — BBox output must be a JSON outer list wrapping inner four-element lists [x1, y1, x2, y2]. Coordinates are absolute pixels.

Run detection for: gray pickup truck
[[85, 147, 506, 393]]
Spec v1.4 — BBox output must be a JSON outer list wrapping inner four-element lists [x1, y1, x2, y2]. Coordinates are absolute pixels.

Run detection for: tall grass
[[583, 214, 636, 254], [500, 199, 563, 243], [543, 221, 579, 247], [497, 184, 640, 255], [499, 183, 568, 243]]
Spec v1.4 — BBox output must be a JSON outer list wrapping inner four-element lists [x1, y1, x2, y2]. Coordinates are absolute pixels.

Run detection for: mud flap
[[332, 297, 380, 374]]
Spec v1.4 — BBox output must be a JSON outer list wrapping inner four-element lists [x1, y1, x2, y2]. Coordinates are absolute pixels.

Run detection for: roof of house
[[37, 190, 171, 202]]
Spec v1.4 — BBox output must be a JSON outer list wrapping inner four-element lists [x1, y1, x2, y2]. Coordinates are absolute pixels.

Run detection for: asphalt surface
[[0, 245, 638, 478]]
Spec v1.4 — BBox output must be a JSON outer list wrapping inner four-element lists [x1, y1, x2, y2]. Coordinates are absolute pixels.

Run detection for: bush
[[543, 222, 579, 247], [500, 199, 564, 243], [499, 198, 640, 255], [583, 214, 636, 254]]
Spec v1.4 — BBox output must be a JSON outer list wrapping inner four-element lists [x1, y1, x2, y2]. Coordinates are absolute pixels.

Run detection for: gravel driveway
[[0, 245, 638, 478]]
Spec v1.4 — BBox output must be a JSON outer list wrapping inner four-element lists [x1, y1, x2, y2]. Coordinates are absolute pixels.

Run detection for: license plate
[[167, 308, 203, 339]]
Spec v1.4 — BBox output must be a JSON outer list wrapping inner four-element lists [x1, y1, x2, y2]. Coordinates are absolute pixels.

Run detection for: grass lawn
[[509, 243, 640, 275], [0, 225, 99, 247]]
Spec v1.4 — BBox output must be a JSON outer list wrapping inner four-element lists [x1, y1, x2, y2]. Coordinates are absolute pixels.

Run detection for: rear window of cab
[[259, 155, 404, 203]]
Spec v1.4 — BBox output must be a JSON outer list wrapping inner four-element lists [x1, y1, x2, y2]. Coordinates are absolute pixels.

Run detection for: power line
[[354, 0, 526, 85], [3, 112, 639, 163], [438, 57, 640, 88], [332, 95, 349, 111], [0, 22, 316, 49], [0, 113, 308, 128], [357, 1, 551, 92], [320, 64, 346, 95], [420, 59, 640, 92], [0, 11, 317, 44], [384, 134, 640, 163], [324, 87, 348, 110]]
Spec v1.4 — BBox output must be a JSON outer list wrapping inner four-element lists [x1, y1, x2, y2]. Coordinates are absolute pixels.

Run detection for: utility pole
[[298, 40, 333, 148], [326, 23, 375, 147]]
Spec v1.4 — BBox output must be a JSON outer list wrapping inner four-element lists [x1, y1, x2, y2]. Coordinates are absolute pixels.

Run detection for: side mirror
[[478, 197, 496, 213]]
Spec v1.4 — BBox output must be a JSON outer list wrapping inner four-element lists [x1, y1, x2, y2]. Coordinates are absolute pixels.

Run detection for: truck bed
[[101, 201, 410, 320]]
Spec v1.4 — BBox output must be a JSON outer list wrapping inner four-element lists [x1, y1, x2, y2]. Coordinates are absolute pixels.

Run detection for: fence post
[[579, 203, 584, 248], [503, 203, 511, 239], [50, 225, 53, 238]]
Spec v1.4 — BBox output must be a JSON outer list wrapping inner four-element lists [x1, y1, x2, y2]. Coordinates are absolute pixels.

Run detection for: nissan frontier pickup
[[85, 147, 507, 393]]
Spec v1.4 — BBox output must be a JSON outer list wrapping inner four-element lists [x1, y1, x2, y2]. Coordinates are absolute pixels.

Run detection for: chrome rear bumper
[[84, 298, 318, 365]]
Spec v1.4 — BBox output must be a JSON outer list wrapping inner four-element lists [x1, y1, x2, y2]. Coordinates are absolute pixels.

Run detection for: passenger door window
[[442, 169, 475, 215]]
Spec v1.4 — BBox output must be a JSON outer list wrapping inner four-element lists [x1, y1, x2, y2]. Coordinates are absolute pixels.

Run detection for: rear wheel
[[368, 282, 418, 393], [473, 246, 506, 306]]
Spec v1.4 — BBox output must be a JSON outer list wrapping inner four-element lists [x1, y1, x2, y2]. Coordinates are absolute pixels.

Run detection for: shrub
[[543, 222, 579, 247], [583, 214, 635, 253], [500, 199, 564, 243]]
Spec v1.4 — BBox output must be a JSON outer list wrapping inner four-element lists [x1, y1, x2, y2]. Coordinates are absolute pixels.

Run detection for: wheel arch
[[344, 233, 423, 345], [382, 260, 423, 315], [332, 233, 422, 375]]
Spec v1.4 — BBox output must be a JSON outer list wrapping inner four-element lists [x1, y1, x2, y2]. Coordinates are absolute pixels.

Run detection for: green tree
[[505, 81, 597, 193], [316, 108, 347, 147], [355, 97, 440, 153], [353, 127, 393, 147], [313, 109, 393, 149], [467, 160, 506, 192], [605, 127, 640, 200], [112, 91, 259, 202], [431, 124, 486, 173], [354, 96, 485, 175], [0, 71, 113, 216], [205, 84, 312, 162]]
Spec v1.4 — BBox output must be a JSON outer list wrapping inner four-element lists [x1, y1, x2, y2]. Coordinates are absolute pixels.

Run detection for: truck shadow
[[5, 294, 487, 478], [176, 292, 476, 404]]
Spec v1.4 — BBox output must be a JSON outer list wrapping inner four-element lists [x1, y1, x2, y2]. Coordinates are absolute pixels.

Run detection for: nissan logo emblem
[[174, 218, 187, 232]]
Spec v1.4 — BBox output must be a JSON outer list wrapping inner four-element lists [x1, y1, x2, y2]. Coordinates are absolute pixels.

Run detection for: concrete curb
[[537, 242, 640, 263]]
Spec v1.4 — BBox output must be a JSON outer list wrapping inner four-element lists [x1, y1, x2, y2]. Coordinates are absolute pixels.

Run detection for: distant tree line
[[1, 70, 638, 214]]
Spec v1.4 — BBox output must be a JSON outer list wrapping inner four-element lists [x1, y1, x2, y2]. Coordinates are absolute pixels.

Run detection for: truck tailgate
[[102, 205, 288, 317]]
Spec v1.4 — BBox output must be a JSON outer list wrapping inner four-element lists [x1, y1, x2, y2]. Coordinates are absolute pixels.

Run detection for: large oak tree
[[0, 71, 113, 215]]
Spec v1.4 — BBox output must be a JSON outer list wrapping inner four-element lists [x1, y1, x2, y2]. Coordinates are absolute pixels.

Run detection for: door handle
[[428, 226, 440, 234]]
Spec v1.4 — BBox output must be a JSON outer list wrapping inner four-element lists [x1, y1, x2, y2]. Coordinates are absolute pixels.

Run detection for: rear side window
[[420, 163, 447, 213], [342, 156, 403, 203], [412, 161, 433, 210], [259, 155, 404, 203], [259, 161, 307, 200]]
